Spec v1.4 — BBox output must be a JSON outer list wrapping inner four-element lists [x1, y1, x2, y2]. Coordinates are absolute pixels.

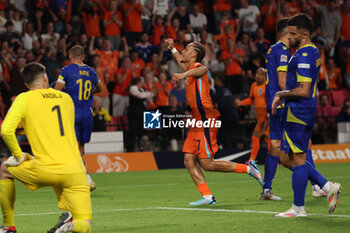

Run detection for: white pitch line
[[14, 207, 350, 218]]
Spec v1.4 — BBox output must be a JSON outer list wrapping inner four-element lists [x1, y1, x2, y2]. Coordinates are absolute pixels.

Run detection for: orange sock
[[197, 183, 212, 196], [265, 138, 271, 151], [249, 136, 260, 161], [235, 163, 248, 173]]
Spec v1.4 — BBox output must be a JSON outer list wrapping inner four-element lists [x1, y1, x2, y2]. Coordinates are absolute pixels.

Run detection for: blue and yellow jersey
[[1, 88, 86, 174], [265, 41, 290, 111], [57, 64, 99, 117], [285, 44, 321, 125]]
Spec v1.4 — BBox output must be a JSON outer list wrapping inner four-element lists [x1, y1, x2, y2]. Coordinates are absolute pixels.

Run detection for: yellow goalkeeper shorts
[[8, 159, 91, 220]]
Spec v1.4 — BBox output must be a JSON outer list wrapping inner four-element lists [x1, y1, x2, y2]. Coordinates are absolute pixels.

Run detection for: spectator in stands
[[219, 10, 240, 41], [254, 28, 271, 56], [213, 0, 232, 32], [170, 79, 186, 110], [261, 0, 277, 42], [221, 38, 244, 94], [174, 30, 186, 52], [308, 0, 341, 57], [236, 32, 257, 63], [152, 15, 165, 46], [113, 56, 136, 117], [79, 0, 102, 38], [346, 47, 350, 89], [276, 0, 290, 20], [315, 93, 336, 143], [199, 30, 215, 65], [126, 77, 153, 151], [155, 72, 172, 111], [1, 21, 22, 49], [50, 0, 72, 33], [92, 96, 112, 132], [123, 0, 145, 47], [326, 56, 342, 90], [103, 0, 123, 51], [341, 0, 350, 46], [161, 95, 184, 151], [153, 34, 173, 63], [147, 52, 161, 76], [9, 56, 27, 97], [9, 10, 25, 35], [210, 50, 226, 73], [286, 0, 301, 16], [214, 23, 235, 52], [42, 47, 65, 83], [90, 36, 129, 97], [135, 32, 153, 63], [336, 99, 350, 122], [40, 21, 60, 48], [189, 4, 207, 33], [91, 54, 110, 113], [315, 40, 327, 90], [172, 5, 190, 31], [238, 0, 261, 37], [22, 22, 39, 50], [166, 10, 180, 40], [130, 49, 146, 78], [213, 72, 239, 148]]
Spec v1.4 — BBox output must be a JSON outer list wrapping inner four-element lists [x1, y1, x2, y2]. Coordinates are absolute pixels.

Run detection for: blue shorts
[[75, 114, 93, 144], [281, 107, 313, 154], [269, 108, 283, 140]]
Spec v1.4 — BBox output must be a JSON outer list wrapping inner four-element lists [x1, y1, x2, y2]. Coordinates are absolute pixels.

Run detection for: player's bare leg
[[79, 142, 95, 192], [184, 153, 216, 205], [198, 157, 264, 186]]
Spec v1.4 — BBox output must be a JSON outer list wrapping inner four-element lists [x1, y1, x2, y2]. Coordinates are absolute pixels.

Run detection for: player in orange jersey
[[165, 39, 263, 205], [240, 67, 270, 161]]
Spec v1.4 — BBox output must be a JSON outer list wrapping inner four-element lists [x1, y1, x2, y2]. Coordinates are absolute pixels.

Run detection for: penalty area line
[[15, 207, 350, 218]]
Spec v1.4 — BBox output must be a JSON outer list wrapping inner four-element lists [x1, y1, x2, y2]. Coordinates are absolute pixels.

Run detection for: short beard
[[290, 39, 301, 48]]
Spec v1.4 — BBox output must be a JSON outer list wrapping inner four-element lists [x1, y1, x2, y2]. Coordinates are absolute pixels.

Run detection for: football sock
[[0, 180, 15, 226], [306, 160, 328, 188], [249, 136, 260, 161], [292, 164, 308, 207], [321, 181, 332, 193], [235, 164, 248, 173], [74, 220, 91, 233], [263, 153, 279, 190], [265, 138, 271, 152], [197, 183, 212, 196], [306, 150, 316, 186]]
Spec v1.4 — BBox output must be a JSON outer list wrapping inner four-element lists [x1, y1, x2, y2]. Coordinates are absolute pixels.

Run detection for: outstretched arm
[[165, 39, 187, 72]]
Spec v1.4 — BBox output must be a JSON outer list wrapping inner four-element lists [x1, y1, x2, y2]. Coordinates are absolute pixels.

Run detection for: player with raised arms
[[0, 62, 92, 233], [55, 45, 102, 191], [165, 39, 263, 205], [272, 14, 341, 217]]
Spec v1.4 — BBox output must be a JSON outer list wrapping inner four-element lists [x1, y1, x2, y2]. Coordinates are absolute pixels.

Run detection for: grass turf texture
[[5, 163, 350, 233]]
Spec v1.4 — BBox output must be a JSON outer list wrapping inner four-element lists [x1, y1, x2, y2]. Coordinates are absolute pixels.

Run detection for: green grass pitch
[[6, 163, 350, 233]]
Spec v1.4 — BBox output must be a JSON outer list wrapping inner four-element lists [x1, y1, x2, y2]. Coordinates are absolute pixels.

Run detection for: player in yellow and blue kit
[[272, 14, 341, 217], [261, 18, 291, 201], [0, 63, 91, 233], [55, 45, 102, 191]]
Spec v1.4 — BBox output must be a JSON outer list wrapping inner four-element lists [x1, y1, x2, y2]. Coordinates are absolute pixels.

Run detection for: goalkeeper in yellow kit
[[0, 63, 91, 233]]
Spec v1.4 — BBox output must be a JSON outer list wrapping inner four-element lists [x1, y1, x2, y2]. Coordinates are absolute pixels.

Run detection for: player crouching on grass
[[0, 63, 91, 232], [165, 38, 264, 205]]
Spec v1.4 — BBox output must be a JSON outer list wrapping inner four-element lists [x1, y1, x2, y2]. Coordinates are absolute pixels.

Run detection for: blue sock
[[263, 153, 279, 190], [306, 161, 328, 188], [292, 164, 308, 207], [306, 150, 316, 185]]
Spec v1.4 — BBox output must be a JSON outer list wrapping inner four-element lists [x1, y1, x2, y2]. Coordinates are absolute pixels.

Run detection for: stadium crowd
[[0, 0, 349, 152]]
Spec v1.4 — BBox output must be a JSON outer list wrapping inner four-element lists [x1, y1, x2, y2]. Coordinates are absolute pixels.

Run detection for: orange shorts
[[182, 127, 218, 159]]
